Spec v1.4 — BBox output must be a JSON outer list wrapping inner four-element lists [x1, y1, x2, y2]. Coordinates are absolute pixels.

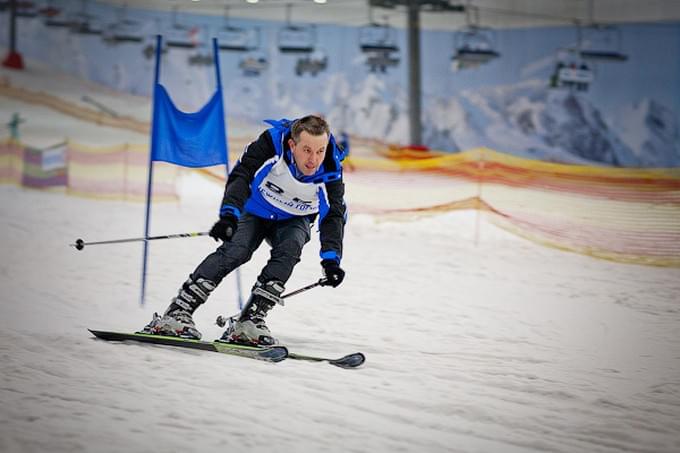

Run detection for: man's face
[[289, 131, 328, 176]]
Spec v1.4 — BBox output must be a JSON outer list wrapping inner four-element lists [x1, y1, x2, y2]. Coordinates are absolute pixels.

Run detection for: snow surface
[[2, 61, 680, 453], [2, 181, 680, 453]]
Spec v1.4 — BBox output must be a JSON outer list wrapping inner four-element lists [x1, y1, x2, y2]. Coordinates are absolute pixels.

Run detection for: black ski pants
[[192, 213, 312, 289]]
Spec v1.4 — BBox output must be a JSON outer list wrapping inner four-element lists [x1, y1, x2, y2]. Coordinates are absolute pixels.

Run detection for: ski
[[89, 329, 365, 368], [88, 330, 288, 363], [288, 351, 366, 369], [214, 339, 365, 368]]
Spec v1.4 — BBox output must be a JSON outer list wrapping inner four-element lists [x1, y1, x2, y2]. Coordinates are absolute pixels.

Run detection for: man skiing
[[143, 115, 347, 346]]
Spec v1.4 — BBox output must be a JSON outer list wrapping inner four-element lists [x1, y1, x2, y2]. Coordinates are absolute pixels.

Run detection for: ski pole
[[215, 278, 328, 327], [281, 278, 327, 299], [70, 232, 209, 251]]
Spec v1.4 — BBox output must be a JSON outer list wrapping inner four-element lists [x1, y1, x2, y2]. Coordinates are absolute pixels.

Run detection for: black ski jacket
[[219, 129, 346, 263]]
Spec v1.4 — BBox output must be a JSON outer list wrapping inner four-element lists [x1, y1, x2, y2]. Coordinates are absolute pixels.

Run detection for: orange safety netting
[[350, 148, 680, 268]]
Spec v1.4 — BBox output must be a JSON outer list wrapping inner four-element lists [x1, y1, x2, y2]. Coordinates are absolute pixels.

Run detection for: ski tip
[[330, 352, 366, 369], [261, 346, 289, 363]]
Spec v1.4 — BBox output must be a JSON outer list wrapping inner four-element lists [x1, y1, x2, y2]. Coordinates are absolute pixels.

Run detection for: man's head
[[288, 115, 330, 176]]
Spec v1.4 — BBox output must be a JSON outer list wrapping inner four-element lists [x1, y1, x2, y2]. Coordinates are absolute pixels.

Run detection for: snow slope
[[1, 181, 679, 453]]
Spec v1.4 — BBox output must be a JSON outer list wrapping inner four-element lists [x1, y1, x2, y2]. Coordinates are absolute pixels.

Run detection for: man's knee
[[272, 240, 304, 262], [217, 242, 253, 267]]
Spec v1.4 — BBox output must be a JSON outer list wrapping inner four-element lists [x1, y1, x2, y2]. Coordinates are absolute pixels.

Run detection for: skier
[[142, 115, 347, 346]]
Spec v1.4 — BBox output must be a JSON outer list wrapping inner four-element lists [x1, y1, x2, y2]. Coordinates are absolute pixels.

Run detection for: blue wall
[[2, 0, 679, 166]]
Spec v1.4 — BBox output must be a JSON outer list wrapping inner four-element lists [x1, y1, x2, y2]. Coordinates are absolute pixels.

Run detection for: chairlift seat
[[217, 26, 258, 52], [166, 26, 201, 49], [453, 48, 499, 64], [45, 11, 71, 28], [580, 50, 628, 62], [557, 67, 593, 84], [239, 55, 268, 76], [360, 43, 399, 53], [107, 19, 143, 43], [359, 23, 398, 54], [15, 1, 38, 18], [278, 25, 315, 54], [71, 19, 103, 35]]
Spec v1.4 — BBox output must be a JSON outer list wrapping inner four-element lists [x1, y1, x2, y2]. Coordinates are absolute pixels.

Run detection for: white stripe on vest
[[256, 156, 321, 216]]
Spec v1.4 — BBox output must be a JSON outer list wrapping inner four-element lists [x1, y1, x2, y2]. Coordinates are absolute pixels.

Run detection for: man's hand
[[320, 259, 345, 288], [209, 215, 238, 242]]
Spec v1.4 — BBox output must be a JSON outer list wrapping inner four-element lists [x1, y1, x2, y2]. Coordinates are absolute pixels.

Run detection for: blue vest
[[244, 119, 343, 222]]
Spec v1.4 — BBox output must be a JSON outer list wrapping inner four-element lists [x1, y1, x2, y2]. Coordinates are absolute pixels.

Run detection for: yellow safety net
[[1, 139, 178, 202], [349, 147, 680, 268]]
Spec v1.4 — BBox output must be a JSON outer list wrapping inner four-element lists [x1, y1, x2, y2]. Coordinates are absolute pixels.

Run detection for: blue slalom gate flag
[[150, 84, 228, 167], [141, 35, 239, 307]]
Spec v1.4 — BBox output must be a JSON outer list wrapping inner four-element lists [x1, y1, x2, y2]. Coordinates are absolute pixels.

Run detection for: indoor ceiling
[[99, 0, 680, 31]]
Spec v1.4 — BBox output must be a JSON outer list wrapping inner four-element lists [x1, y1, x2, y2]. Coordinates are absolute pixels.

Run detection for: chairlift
[[165, 6, 203, 48], [110, 18, 143, 43], [16, 1, 38, 18], [102, 5, 143, 44], [278, 24, 316, 54], [451, 4, 500, 71], [38, 1, 61, 18], [69, 1, 102, 35], [295, 50, 328, 77], [358, 8, 399, 73], [549, 48, 594, 92], [44, 1, 71, 28], [359, 22, 398, 53], [141, 35, 168, 61], [166, 25, 199, 48], [70, 12, 103, 35], [579, 25, 628, 62], [188, 51, 213, 67], [217, 7, 260, 52], [365, 49, 400, 73], [218, 26, 260, 52], [239, 52, 269, 77], [451, 26, 500, 70], [278, 4, 315, 54]]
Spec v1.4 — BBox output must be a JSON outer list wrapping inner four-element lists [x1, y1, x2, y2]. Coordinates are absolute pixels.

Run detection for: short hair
[[291, 115, 330, 142]]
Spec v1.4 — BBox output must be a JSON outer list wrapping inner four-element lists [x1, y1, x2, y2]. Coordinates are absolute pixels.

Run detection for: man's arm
[[319, 178, 346, 263], [219, 131, 276, 217]]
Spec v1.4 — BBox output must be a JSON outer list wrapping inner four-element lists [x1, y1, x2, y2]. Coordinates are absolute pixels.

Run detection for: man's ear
[[288, 138, 296, 150]]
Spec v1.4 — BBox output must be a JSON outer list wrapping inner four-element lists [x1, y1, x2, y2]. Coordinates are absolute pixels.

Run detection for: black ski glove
[[209, 214, 238, 242], [321, 259, 345, 288]]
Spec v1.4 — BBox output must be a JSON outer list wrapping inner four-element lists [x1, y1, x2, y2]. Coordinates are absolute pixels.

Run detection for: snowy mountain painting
[[423, 80, 669, 166], [328, 76, 680, 167], [1, 2, 679, 167], [615, 98, 680, 167]]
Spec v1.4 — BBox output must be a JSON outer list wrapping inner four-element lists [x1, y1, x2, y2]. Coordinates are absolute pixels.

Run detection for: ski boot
[[220, 280, 284, 346], [140, 275, 216, 340]]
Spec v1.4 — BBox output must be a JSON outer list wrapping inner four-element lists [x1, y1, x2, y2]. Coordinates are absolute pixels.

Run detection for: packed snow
[[2, 180, 680, 453]]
